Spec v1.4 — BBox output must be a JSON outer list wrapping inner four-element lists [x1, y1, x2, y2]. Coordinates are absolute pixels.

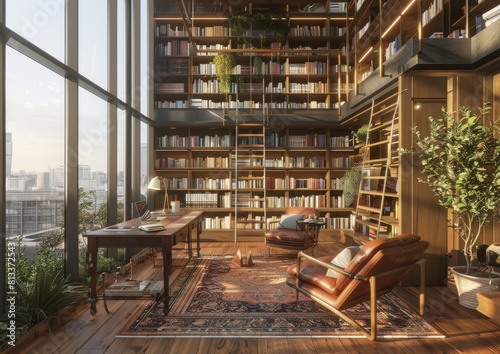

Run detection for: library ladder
[[234, 123, 267, 244], [352, 92, 401, 241]]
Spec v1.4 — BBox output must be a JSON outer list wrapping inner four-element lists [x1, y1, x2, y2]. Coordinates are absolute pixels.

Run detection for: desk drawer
[[173, 226, 188, 245]]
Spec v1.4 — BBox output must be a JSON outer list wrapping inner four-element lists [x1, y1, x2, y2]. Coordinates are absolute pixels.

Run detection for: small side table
[[296, 219, 326, 255]]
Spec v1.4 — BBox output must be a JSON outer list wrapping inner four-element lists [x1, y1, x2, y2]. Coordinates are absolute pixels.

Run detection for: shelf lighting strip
[[381, 0, 416, 39]]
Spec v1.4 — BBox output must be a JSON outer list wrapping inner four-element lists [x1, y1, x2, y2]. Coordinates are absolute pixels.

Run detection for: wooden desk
[[83, 210, 203, 315]]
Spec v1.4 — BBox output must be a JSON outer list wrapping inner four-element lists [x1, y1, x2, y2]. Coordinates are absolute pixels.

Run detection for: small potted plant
[[353, 124, 369, 144], [403, 103, 500, 308]]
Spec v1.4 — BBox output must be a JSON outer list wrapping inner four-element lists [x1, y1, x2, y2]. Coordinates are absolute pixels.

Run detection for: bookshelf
[[345, 0, 500, 95], [153, 1, 349, 117], [153, 125, 355, 240]]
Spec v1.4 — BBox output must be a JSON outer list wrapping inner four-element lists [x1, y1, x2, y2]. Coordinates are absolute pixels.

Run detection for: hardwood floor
[[16, 241, 500, 354]]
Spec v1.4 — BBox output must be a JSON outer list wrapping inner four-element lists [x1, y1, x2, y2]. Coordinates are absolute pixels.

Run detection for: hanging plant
[[229, 12, 289, 45], [213, 52, 236, 94]]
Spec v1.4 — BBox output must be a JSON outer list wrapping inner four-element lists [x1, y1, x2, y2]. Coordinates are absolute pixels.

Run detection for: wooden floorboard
[[16, 241, 500, 354]]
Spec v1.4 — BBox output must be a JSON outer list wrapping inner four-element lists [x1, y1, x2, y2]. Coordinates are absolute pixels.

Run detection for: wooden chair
[[286, 234, 429, 340], [264, 206, 320, 255]]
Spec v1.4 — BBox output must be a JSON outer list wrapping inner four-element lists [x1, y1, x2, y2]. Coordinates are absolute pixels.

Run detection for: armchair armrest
[[296, 251, 358, 281]]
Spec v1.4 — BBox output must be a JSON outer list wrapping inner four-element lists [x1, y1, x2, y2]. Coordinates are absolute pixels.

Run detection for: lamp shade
[[148, 176, 169, 211], [148, 176, 163, 191]]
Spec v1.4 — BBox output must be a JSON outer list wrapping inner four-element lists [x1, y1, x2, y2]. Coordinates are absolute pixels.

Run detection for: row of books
[[156, 156, 231, 169], [331, 156, 351, 168], [422, 0, 443, 27], [288, 62, 328, 75], [192, 177, 231, 190], [289, 25, 329, 37], [265, 178, 286, 190], [330, 135, 351, 148], [155, 40, 190, 56], [288, 134, 327, 147], [288, 157, 326, 168], [195, 44, 229, 56], [154, 100, 189, 109], [385, 34, 402, 61], [289, 178, 327, 189], [264, 158, 285, 168], [155, 83, 185, 94], [185, 192, 221, 208], [192, 26, 229, 37], [200, 216, 351, 230], [156, 58, 189, 74], [235, 179, 265, 189], [157, 135, 350, 148], [289, 82, 329, 93], [289, 195, 327, 208], [155, 24, 188, 37]]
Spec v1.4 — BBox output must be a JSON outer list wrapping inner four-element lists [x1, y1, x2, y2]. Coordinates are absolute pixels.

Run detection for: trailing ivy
[[213, 52, 236, 94]]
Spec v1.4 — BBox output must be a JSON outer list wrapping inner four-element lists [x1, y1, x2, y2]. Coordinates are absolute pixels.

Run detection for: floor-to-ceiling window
[[1, 0, 153, 308], [5, 48, 65, 248]]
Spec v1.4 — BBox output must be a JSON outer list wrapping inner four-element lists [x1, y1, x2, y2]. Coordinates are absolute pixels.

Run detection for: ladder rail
[[353, 92, 401, 239]]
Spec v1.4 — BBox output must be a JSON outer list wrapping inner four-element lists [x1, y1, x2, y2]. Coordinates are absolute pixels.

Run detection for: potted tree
[[340, 166, 362, 207], [405, 103, 500, 308]]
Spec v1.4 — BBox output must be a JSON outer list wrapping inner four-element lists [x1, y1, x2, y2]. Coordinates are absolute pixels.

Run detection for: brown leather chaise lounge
[[265, 206, 319, 255], [286, 234, 429, 340]]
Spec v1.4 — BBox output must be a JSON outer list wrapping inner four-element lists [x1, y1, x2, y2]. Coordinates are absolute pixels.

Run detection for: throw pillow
[[277, 214, 304, 229], [326, 246, 362, 278]]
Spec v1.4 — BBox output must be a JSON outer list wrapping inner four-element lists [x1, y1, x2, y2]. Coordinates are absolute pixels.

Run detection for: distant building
[[6, 190, 64, 238]]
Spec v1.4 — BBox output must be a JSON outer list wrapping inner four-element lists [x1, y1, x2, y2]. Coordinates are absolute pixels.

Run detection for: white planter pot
[[451, 266, 500, 309]]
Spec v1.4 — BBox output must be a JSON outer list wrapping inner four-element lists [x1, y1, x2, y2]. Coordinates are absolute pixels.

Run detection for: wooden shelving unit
[[153, 0, 349, 119], [153, 125, 355, 240]]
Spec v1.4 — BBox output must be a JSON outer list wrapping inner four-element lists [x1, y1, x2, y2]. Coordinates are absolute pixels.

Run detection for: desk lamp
[[148, 176, 169, 212]]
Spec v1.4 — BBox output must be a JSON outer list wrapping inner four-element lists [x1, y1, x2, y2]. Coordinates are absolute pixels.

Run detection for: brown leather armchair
[[286, 234, 429, 340], [265, 206, 320, 255]]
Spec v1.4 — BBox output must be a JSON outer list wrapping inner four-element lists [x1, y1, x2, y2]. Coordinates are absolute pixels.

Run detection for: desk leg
[[196, 219, 202, 258], [86, 239, 98, 316], [187, 227, 193, 260], [162, 239, 172, 315]]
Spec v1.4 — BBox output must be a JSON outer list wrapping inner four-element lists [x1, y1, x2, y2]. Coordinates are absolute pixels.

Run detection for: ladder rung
[[366, 139, 390, 148], [354, 219, 388, 232], [362, 176, 385, 180], [239, 133, 264, 137], [238, 176, 264, 180], [363, 158, 388, 164], [356, 205, 381, 213]]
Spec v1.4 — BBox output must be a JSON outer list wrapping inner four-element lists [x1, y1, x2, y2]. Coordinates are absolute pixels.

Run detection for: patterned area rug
[[117, 254, 443, 338]]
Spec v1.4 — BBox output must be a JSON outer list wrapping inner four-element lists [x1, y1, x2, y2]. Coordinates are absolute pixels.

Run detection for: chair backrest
[[285, 206, 318, 217], [333, 234, 429, 310]]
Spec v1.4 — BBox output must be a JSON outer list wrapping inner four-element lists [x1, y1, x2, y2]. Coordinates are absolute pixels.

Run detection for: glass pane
[[78, 90, 108, 232], [5, 47, 65, 257], [6, 0, 65, 62], [79, 0, 108, 90]]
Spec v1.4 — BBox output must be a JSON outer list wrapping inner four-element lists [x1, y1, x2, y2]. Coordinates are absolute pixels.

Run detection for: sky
[[5, 0, 148, 174]]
